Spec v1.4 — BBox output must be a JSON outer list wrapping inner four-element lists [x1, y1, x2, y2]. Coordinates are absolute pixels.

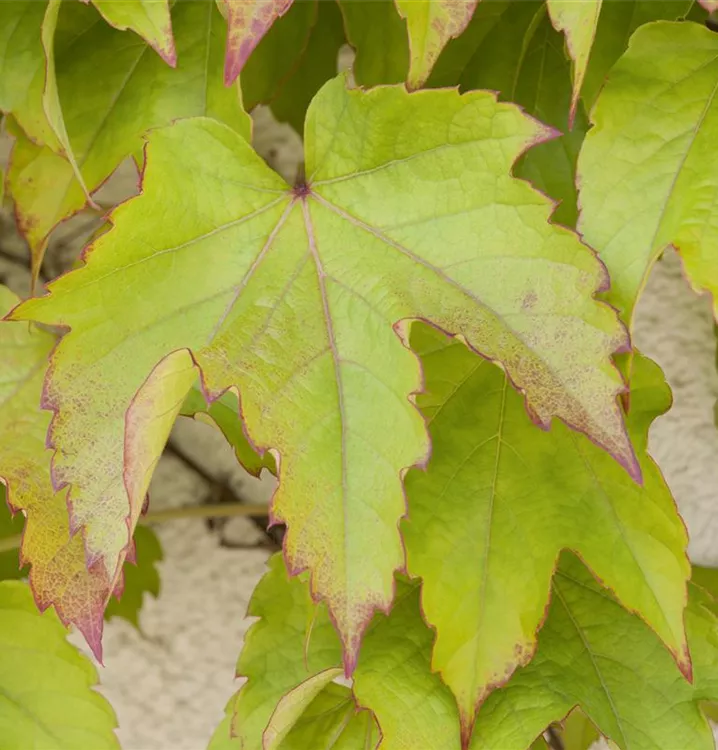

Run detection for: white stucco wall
[[2, 110, 718, 749]]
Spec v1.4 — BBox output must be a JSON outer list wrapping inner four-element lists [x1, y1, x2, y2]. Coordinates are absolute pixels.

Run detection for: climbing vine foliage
[[1, 0, 718, 748]]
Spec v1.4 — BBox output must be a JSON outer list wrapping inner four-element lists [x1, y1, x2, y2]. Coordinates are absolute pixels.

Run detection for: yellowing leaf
[[546, 0, 603, 121], [470, 556, 718, 750], [0, 286, 113, 658], [91, 0, 176, 65], [221, 0, 294, 85], [403, 326, 689, 731], [578, 21, 718, 327], [0, 580, 119, 749], [396, 0, 479, 88], [7, 0, 250, 275], [12, 77, 636, 665]]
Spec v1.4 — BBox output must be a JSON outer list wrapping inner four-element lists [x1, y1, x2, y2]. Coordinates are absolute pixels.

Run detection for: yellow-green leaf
[[92, 0, 176, 64], [578, 21, 718, 328], [396, 0, 478, 88], [11, 77, 636, 665], [0, 579, 119, 749], [6, 0, 250, 274], [404, 325, 689, 730]]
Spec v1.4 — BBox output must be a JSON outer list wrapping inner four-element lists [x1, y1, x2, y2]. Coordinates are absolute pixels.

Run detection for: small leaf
[[104, 525, 162, 628], [221, 0, 294, 85], [0, 485, 26, 581], [396, 0, 478, 88], [6, 0, 250, 274], [91, 0, 176, 65], [578, 20, 718, 327], [338, 0, 409, 86], [556, 709, 601, 750], [180, 385, 276, 477], [546, 0, 603, 122], [404, 325, 689, 729], [12, 78, 636, 665], [263, 667, 344, 749], [353, 579, 462, 750], [470, 555, 718, 750], [0, 580, 119, 748], [227, 554, 343, 750]]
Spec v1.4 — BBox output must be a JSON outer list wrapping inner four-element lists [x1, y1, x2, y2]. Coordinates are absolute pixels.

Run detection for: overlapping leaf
[[578, 20, 718, 327], [0, 580, 118, 748], [91, 0, 176, 65], [12, 77, 636, 665], [221, 0, 294, 85], [546, 0, 602, 120], [404, 325, 689, 731], [338, 0, 409, 86], [6, 0, 249, 271], [0, 286, 113, 656], [0, 486, 26, 581], [396, 0, 478, 88], [471, 555, 718, 750], [241, 0, 344, 134]]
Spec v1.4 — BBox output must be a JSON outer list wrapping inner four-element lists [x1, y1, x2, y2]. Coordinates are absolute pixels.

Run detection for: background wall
[[1, 105, 717, 748]]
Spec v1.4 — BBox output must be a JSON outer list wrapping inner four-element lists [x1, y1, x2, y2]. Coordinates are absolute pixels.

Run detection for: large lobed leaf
[[11, 77, 637, 665], [404, 326, 690, 732], [578, 20, 718, 327], [5, 0, 249, 271], [0, 580, 118, 749]]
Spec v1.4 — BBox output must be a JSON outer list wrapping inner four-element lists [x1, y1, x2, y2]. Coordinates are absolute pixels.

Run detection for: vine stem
[[0, 501, 270, 554]]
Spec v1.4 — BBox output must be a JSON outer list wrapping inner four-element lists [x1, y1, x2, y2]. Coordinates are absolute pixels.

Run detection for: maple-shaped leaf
[[12, 76, 637, 665], [104, 525, 162, 629], [181, 385, 276, 477], [221, 0, 294, 85], [0, 286, 116, 657], [403, 325, 689, 732], [396, 0, 479, 88], [242, 0, 344, 134], [0, 580, 118, 748], [578, 20, 718, 327], [6, 0, 249, 276], [338, 0, 410, 87], [210, 554, 344, 749], [546, 0, 602, 123], [470, 554, 718, 750], [90, 0, 176, 65]]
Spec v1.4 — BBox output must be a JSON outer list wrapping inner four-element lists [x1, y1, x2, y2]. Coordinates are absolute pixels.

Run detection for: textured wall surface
[[2, 110, 718, 748]]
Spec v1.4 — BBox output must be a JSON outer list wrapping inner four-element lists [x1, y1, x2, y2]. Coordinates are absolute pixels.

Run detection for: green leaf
[[0, 486, 26, 581], [578, 20, 718, 327], [449, 0, 587, 226], [229, 0, 345, 134], [0, 285, 115, 659], [91, 0, 176, 64], [219, 554, 344, 750], [12, 77, 637, 665], [338, 0, 409, 86], [180, 385, 276, 477], [221, 0, 294, 85], [404, 324, 689, 730], [556, 709, 601, 750], [7, 0, 250, 269], [0, 580, 119, 749], [580, 1, 693, 110], [546, 0, 603, 120], [353, 579, 463, 750], [104, 525, 162, 628], [396, 0, 478, 88], [279, 683, 379, 750], [471, 556, 718, 750]]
